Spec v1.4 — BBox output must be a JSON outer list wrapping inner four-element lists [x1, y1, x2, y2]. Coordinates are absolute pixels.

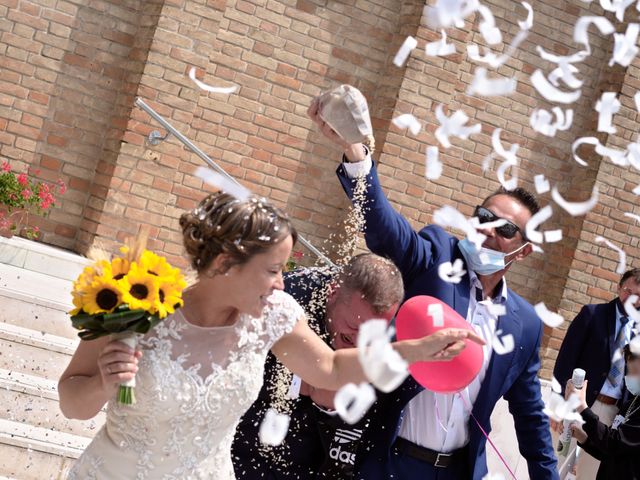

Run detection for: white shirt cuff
[[342, 153, 373, 178]]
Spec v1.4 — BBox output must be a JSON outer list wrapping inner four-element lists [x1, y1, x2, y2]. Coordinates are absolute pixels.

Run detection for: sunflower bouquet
[[70, 231, 186, 404]]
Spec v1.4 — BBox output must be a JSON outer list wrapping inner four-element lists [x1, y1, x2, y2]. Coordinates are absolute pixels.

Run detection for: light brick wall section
[[2, 0, 639, 376]]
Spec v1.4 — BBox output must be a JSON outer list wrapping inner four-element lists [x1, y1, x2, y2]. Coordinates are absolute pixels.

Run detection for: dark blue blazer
[[337, 163, 558, 480], [554, 300, 622, 407]]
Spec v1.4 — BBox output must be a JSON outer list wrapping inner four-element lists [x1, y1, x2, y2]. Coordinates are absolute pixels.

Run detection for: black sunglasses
[[474, 206, 528, 242]]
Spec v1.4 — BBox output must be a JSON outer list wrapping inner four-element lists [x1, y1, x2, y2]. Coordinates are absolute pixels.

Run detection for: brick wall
[[2, 0, 640, 376]]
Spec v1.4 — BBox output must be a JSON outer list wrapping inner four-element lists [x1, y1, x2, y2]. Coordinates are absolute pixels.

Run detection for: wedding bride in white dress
[[58, 192, 482, 479]]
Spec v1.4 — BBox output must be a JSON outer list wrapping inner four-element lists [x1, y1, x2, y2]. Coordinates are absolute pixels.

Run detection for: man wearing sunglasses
[[308, 99, 558, 480], [554, 268, 640, 479]]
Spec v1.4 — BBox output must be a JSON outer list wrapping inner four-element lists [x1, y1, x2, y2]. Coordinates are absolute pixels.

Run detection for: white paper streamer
[[434, 105, 482, 148], [425, 146, 443, 180], [573, 16, 615, 57], [425, 29, 456, 57], [544, 229, 563, 243], [467, 29, 528, 68], [394, 36, 418, 67], [518, 2, 533, 30], [634, 91, 640, 113], [531, 69, 581, 104], [195, 166, 251, 202], [334, 382, 376, 424], [425, 0, 480, 29], [610, 23, 639, 67], [259, 409, 290, 446], [525, 205, 553, 244], [357, 320, 409, 393], [392, 113, 422, 136], [530, 107, 573, 137], [477, 5, 502, 45], [433, 205, 486, 249], [624, 295, 640, 325], [534, 302, 564, 328], [552, 185, 599, 216], [551, 376, 562, 394], [595, 236, 627, 274], [571, 137, 599, 167], [624, 212, 640, 224], [438, 258, 467, 284], [534, 174, 550, 194], [544, 391, 585, 424], [600, 0, 635, 22], [492, 128, 519, 191], [596, 92, 621, 134], [492, 330, 515, 355], [188, 66, 237, 94], [467, 67, 516, 96]]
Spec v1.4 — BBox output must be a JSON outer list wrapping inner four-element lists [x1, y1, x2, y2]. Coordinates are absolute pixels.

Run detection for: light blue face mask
[[458, 238, 529, 276], [625, 375, 640, 396]]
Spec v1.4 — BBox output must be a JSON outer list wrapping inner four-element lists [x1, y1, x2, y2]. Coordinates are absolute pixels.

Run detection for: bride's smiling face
[[225, 234, 294, 317]]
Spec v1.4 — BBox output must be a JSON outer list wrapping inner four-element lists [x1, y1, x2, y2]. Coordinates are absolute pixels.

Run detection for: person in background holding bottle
[[554, 268, 640, 478], [566, 344, 640, 480]]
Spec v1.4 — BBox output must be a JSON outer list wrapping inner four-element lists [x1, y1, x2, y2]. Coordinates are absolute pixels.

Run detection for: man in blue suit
[[308, 101, 558, 479], [554, 268, 640, 479]]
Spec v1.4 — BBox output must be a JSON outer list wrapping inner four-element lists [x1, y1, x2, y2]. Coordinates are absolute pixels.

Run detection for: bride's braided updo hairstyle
[[180, 192, 298, 274]]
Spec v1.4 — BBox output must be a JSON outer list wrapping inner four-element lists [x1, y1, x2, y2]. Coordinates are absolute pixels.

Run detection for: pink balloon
[[395, 295, 484, 393]]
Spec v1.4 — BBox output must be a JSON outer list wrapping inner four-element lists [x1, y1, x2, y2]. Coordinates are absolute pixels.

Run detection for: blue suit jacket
[[337, 163, 558, 480], [554, 300, 624, 407]]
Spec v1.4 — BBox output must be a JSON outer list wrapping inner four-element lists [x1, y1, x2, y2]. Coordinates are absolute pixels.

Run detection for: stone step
[[0, 292, 77, 340], [0, 322, 76, 381], [0, 418, 89, 479], [0, 263, 73, 314], [0, 368, 104, 438]]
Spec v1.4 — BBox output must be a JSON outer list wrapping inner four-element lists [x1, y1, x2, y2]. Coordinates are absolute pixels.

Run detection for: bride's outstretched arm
[[58, 337, 141, 419], [271, 318, 484, 391]]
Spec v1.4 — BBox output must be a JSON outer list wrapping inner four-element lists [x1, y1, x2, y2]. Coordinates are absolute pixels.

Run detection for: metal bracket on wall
[[134, 97, 335, 268]]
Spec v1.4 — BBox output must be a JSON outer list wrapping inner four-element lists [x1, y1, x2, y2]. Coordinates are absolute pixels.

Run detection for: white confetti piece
[[392, 113, 421, 136], [477, 4, 502, 45], [551, 376, 562, 394], [571, 137, 599, 167], [612, 347, 623, 365], [573, 16, 615, 57], [195, 166, 251, 202], [467, 29, 528, 68], [624, 212, 640, 224], [470, 216, 508, 232], [535, 302, 564, 328], [467, 67, 516, 96], [595, 92, 620, 134], [425, 29, 456, 57], [492, 330, 514, 355], [544, 391, 584, 424], [544, 229, 563, 242], [486, 302, 507, 316], [530, 107, 573, 137], [600, 0, 635, 22], [596, 142, 628, 166], [188, 66, 237, 94], [525, 205, 553, 244], [259, 409, 290, 446], [634, 185, 640, 195], [433, 205, 486, 250], [551, 185, 599, 216], [610, 23, 639, 67], [492, 128, 519, 191], [394, 36, 418, 67], [426, 0, 479, 29], [531, 69, 581, 104], [334, 382, 376, 424], [626, 142, 640, 170], [534, 174, 550, 194], [630, 336, 640, 355], [434, 105, 482, 149], [438, 259, 467, 284], [595, 236, 626, 274], [624, 295, 640, 325], [357, 320, 409, 393], [634, 91, 640, 113], [425, 146, 443, 180], [537, 46, 585, 88], [518, 2, 533, 30]]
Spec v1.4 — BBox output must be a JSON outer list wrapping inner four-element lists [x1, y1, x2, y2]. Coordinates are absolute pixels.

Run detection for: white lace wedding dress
[[68, 289, 303, 479]]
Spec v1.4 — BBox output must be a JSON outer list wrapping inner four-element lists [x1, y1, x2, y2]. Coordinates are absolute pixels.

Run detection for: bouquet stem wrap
[[113, 331, 142, 405]]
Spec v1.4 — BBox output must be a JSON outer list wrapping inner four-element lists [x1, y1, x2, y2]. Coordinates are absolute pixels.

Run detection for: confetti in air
[[188, 66, 238, 94], [392, 114, 422, 136], [595, 236, 627, 274], [425, 29, 456, 57], [534, 302, 564, 328], [334, 382, 376, 425]]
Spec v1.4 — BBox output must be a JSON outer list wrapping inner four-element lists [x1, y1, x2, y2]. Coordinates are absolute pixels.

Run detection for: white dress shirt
[[341, 155, 506, 452], [599, 305, 633, 399]]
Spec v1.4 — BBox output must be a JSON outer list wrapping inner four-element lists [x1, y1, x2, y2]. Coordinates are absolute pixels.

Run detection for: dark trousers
[[386, 444, 471, 480]]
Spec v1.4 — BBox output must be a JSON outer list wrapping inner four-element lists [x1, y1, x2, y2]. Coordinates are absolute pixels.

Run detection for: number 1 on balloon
[[428, 303, 444, 327]]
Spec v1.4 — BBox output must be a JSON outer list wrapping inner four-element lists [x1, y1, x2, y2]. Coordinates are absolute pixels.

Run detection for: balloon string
[[434, 395, 448, 433], [458, 393, 517, 480]]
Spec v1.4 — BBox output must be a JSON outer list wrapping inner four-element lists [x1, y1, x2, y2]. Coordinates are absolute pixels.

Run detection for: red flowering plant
[[0, 160, 66, 239], [285, 250, 304, 272]]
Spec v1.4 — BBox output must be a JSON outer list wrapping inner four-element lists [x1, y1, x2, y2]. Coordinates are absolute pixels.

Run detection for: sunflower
[[81, 276, 124, 315], [138, 250, 181, 279], [154, 276, 187, 318], [111, 257, 130, 280], [120, 262, 160, 311]]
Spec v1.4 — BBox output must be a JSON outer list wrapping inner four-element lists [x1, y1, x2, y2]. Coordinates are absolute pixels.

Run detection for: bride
[[58, 192, 482, 479]]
